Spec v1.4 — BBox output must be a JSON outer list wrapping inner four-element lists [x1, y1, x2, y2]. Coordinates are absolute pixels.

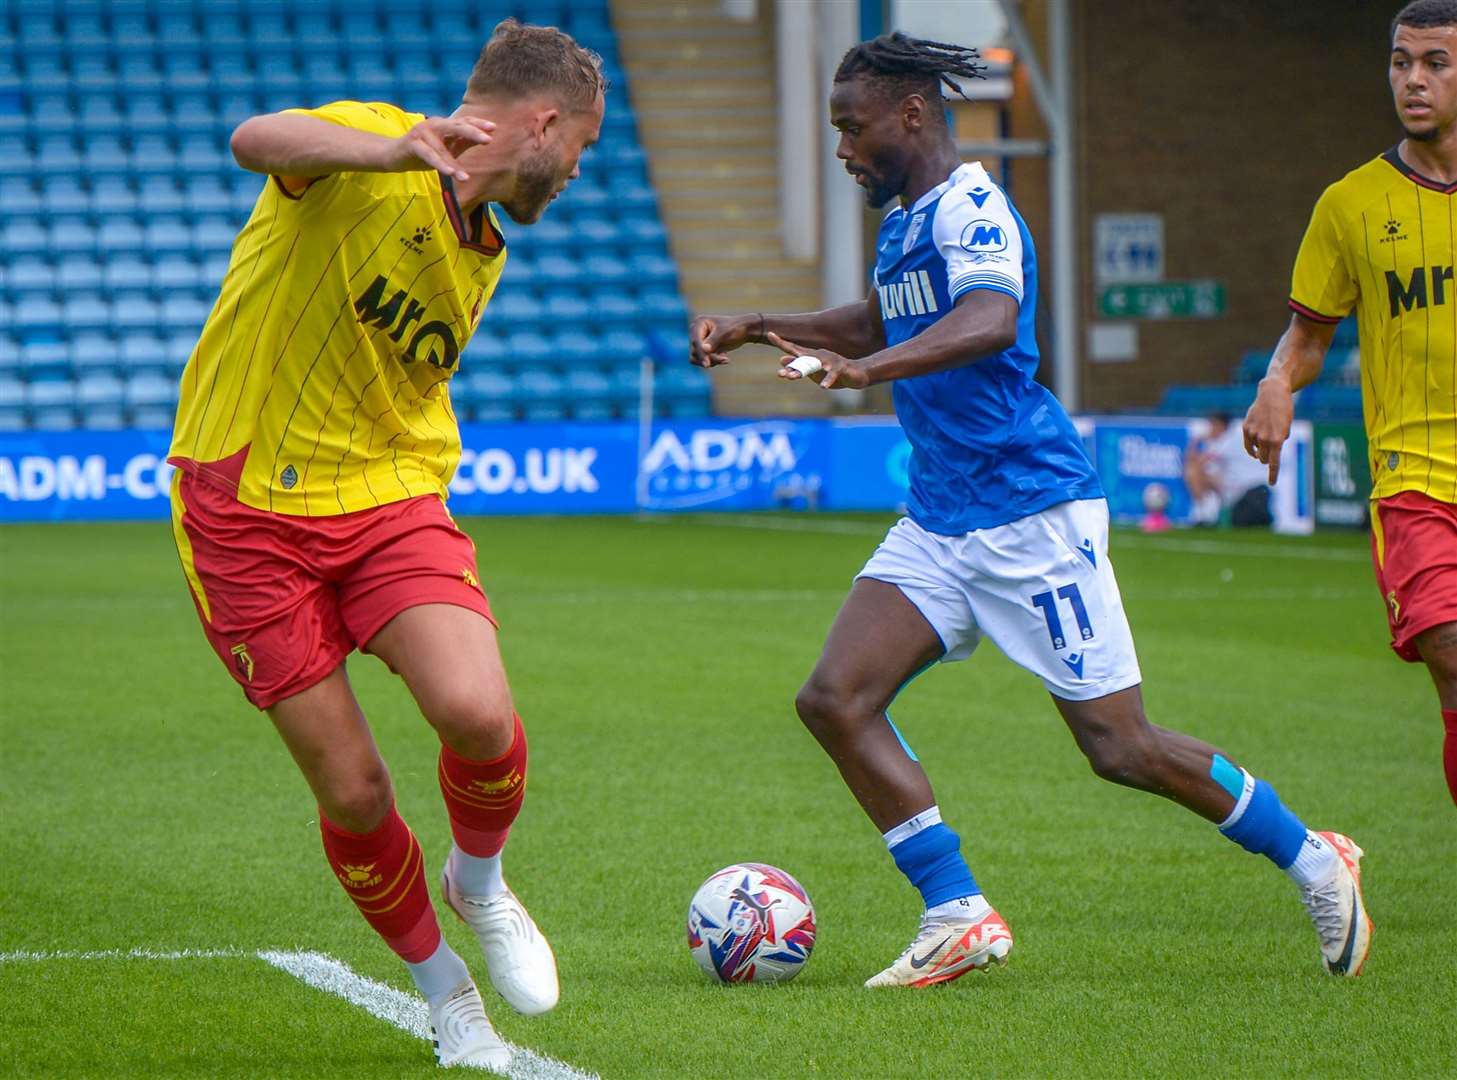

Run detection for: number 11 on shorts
[[1031, 583, 1094, 651]]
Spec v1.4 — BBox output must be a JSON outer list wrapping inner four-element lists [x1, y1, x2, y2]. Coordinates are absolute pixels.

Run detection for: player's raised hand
[[385, 116, 496, 181], [1242, 378, 1295, 484], [768, 332, 866, 390], [689, 314, 755, 368]]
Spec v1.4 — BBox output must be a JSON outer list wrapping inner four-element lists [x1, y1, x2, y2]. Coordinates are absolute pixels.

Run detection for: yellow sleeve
[[281, 99, 414, 137], [1288, 186, 1356, 324], [270, 101, 419, 199]]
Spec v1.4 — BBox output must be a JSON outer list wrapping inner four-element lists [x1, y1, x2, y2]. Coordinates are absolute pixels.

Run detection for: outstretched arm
[[1241, 313, 1337, 484], [689, 289, 885, 368], [230, 112, 495, 187], [772, 290, 1017, 389]]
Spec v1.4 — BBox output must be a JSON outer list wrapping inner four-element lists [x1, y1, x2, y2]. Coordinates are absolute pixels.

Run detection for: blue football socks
[[883, 806, 980, 909], [1213, 755, 1334, 884]]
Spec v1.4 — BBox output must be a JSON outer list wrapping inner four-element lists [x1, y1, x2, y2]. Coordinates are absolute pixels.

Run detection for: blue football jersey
[[873, 162, 1102, 534]]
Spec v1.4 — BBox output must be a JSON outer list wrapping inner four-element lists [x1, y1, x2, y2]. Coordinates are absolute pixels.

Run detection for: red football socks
[[318, 804, 441, 963], [438, 713, 527, 857], [1443, 709, 1457, 807]]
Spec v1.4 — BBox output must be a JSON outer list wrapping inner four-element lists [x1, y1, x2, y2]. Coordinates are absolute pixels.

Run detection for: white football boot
[[430, 979, 511, 1071], [1298, 831, 1373, 976], [442, 869, 560, 1015], [864, 906, 1013, 988]]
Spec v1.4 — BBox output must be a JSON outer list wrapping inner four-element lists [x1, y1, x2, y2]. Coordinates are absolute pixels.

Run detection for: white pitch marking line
[[259, 950, 597, 1080], [1, 948, 597, 1080]]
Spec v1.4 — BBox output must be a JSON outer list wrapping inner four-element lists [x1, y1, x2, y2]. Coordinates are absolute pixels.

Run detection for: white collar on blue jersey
[[886, 162, 988, 218]]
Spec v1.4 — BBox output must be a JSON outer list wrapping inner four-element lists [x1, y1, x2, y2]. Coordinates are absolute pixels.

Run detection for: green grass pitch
[[2, 513, 1453, 1078]]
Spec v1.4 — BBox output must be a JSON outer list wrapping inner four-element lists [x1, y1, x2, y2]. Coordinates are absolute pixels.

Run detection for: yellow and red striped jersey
[[1290, 149, 1457, 503], [169, 100, 507, 515]]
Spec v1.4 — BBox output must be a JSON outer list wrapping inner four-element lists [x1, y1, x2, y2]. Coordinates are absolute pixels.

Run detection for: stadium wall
[[1005, 0, 1395, 412], [0, 416, 1315, 531]]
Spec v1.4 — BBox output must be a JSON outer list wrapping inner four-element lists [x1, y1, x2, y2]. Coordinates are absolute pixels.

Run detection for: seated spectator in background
[[1186, 414, 1273, 527]]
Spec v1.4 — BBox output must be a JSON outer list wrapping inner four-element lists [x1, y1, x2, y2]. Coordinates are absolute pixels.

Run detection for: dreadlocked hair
[[834, 31, 987, 106]]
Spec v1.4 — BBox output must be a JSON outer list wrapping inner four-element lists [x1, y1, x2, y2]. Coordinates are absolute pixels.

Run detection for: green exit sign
[[1098, 281, 1225, 319]]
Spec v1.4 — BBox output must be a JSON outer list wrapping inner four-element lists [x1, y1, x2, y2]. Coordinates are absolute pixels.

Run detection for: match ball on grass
[[686, 863, 816, 984]]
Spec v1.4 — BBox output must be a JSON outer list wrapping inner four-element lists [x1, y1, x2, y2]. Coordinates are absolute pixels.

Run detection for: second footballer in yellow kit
[[166, 20, 605, 1069], [171, 97, 508, 516], [1245, 0, 1457, 811]]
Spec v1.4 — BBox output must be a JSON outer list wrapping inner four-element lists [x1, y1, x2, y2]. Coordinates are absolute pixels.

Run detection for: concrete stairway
[[611, 0, 829, 416]]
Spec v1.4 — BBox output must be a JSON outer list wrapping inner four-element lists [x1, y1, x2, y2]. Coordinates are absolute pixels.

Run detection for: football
[[686, 863, 817, 983]]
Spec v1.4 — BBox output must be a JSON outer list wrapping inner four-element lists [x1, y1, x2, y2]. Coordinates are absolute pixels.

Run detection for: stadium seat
[[6, 257, 55, 297], [144, 217, 193, 257], [1, 179, 42, 215], [70, 333, 120, 376], [565, 369, 614, 420], [463, 370, 516, 419], [553, 330, 603, 366], [139, 176, 185, 216], [546, 295, 592, 327], [491, 291, 544, 332], [2, 218, 48, 257], [14, 297, 63, 335], [602, 329, 649, 364], [97, 219, 147, 258], [518, 369, 569, 421], [25, 377, 76, 413], [506, 330, 554, 365], [583, 254, 631, 285], [587, 293, 640, 330], [42, 184, 93, 217], [63, 294, 112, 335], [152, 256, 202, 293], [159, 296, 211, 334], [92, 178, 140, 217], [20, 339, 70, 380], [52, 257, 101, 294], [0, 337, 20, 379], [0, 376, 25, 411], [124, 371, 180, 409], [113, 294, 162, 333], [76, 372, 125, 410]]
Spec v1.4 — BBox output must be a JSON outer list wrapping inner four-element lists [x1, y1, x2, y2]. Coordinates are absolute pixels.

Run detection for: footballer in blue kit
[[691, 32, 1373, 984]]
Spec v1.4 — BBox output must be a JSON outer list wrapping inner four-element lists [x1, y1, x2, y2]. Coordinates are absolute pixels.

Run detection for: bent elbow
[[229, 117, 270, 173]]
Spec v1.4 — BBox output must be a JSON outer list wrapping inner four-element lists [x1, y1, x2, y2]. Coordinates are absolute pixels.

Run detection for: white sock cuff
[[882, 805, 942, 849], [1217, 769, 1256, 830]]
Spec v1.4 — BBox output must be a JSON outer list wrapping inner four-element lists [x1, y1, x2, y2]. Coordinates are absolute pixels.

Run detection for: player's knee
[[795, 675, 867, 742], [1426, 653, 1457, 707], [1082, 734, 1158, 788], [427, 684, 515, 760], [321, 764, 394, 833]]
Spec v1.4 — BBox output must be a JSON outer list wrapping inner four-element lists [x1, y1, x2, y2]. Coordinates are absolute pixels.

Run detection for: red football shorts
[[170, 469, 495, 709], [1371, 489, 1457, 662]]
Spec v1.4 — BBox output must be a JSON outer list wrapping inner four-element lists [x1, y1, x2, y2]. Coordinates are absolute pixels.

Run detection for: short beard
[[500, 148, 559, 225], [1404, 123, 1440, 142], [862, 179, 898, 209]]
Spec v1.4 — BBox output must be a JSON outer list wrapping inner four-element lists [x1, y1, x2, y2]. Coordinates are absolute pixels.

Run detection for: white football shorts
[[856, 499, 1142, 701]]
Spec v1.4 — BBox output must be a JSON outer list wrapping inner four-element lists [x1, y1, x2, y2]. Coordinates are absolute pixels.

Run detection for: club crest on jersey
[[960, 219, 1008, 253], [877, 270, 940, 321], [903, 212, 927, 254]]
